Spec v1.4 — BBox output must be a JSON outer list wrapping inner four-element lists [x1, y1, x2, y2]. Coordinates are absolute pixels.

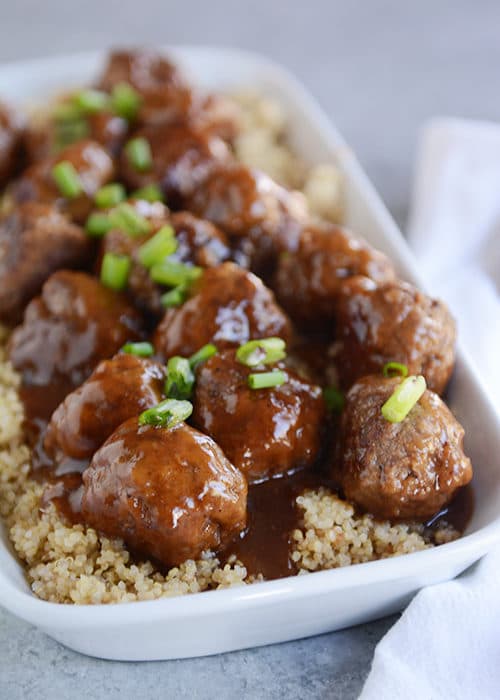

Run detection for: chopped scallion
[[137, 226, 177, 268], [165, 356, 195, 400], [150, 260, 202, 287], [132, 184, 165, 203], [95, 183, 126, 209], [189, 344, 217, 369], [125, 137, 152, 172], [236, 337, 286, 367], [248, 370, 287, 390], [54, 118, 89, 149], [85, 212, 113, 237], [51, 160, 83, 199], [100, 252, 131, 291], [160, 286, 186, 308], [121, 341, 154, 357], [108, 203, 152, 237], [111, 82, 141, 121], [138, 398, 193, 428], [381, 375, 427, 423], [73, 89, 109, 114], [382, 362, 409, 379], [323, 386, 345, 414]]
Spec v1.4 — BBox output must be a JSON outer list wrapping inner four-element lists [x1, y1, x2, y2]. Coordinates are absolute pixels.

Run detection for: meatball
[[97, 48, 193, 126], [10, 139, 115, 223], [81, 418, 248, 567], [44, 353, 165, 461], [169, 211, 231, 267], [184, 163, 307, 275], [331, 277, 456, 394], [8, 270, 143, 388], [119, 122, 230, 205], [0, 202, 93, 324], [336, 375, 473, 520], [274, 223, 396, 328], [154, 262, 293, 359], [192, 349, 326, 483], [0, 102, 23, 187]]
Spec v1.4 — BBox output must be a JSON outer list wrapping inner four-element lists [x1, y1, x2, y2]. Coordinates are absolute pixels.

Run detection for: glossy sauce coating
[[336, 375, 473, 520], [154, 261, 293, 359], [192, 349, 326, 483], [0, 202, 92, 324], [8, 270, 143, 388], [44, 353, 165, 460], [331, 277, 456, 394], [274, 223, 396, 329], [82, 418, 248, 567]]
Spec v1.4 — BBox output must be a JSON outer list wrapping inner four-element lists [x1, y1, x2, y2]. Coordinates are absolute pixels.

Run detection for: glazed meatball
[[81, 418, 248, 566], [9, 139, 115, 223], [331, 277, 456, 394], [44, 353, 165, 461], [97, 48, 193, 126], [0, 102, 23, 187], [154, 262, 293, 359], [274, 223, 395, 328], [101, 209, 230, 316], [119, 122, 230, 204], [192, 349, 326, 483], [337, 375, 472, 520], [0, 202, 93, 324], [8, 270, 143, 388], [184, 163, 307, 274]]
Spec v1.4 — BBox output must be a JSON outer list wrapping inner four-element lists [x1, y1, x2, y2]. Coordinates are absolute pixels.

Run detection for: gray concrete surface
[[0, 1, 498, 697]]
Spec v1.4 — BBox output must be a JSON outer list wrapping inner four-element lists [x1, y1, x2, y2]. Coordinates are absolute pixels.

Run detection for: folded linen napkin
[[360, 118, 500, 700]]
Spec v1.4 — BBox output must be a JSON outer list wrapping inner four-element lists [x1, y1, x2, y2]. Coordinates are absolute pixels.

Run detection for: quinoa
[[0, 95, 458, 605]]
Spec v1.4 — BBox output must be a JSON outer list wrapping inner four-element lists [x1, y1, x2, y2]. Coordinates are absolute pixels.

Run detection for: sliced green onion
[[108, 203, 151, 237], [248, 370, 287, 390], [132, 184, 165, 203], [236, 337, 286, 367], [165, 356, 195, 400], [160, 286, 187, 308], [382, 362, 409, 379], [139, 398, 193, 428], [100, 252, 131, 291], [381, 375, 427, 423], [189, 344, 218, 369], [85, 212, 113, 237], [111, 82, 141, 121], [73, 89, 109, 114], [125, 137, 152, 172], [323, 386, 345, 414], [137, 226, 177, 268], [53, 102, 82, 122], [95, 183, 126, 209], [150, 260, 202, 287], [121, 341, 154, 357], [54, 118, 89, 149], [51, 161, 83, 199]]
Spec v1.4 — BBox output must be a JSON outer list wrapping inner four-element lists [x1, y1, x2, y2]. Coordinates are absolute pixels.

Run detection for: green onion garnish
[[236, 337, 286, 367], [150, 260, 202, 287], [165, 356, 195, 400], [54, 118, 89, 149], [51, 161, 83, 199], [53, 102, 82, 122], [121, 341, 154, 357], [323, 386, 345, 414], [108, 203, 152, 237], [248, 370, 287, 390], [189, 344, 218, 369], [100, 252, 131, 291], [132, 184, 165, 203], [73, 89, 109, 114], [381, 375, 426, 423], [85, 212, 113, 237], [382, 362, 409, 379], [95, 183, 126, 209], [137, 226, 177, 268], [160, 286, 187, 308], [111, 82, 141, 121], [125, 137, 152, 172], [139, 398, 193, 428]]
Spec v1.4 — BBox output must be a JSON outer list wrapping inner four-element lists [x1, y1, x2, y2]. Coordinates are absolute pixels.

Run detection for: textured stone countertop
[[0, 2, 498, 697]]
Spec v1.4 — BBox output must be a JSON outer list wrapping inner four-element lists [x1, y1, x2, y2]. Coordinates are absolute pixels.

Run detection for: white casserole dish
[[0, 46, 499, 662]]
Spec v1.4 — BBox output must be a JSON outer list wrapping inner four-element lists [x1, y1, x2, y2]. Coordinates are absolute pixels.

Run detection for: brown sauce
[[424, 484, 474, 533]]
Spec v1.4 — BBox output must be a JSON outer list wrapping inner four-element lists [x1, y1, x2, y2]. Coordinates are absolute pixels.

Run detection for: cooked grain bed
[[0, 93, 458, 604]]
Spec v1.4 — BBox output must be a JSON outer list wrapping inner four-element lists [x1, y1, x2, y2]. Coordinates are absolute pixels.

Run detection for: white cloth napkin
[[360, 118, 500, 700]]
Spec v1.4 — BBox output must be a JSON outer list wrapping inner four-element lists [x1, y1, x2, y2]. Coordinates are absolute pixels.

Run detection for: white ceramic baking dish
[[0, 46, 499, 662]]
